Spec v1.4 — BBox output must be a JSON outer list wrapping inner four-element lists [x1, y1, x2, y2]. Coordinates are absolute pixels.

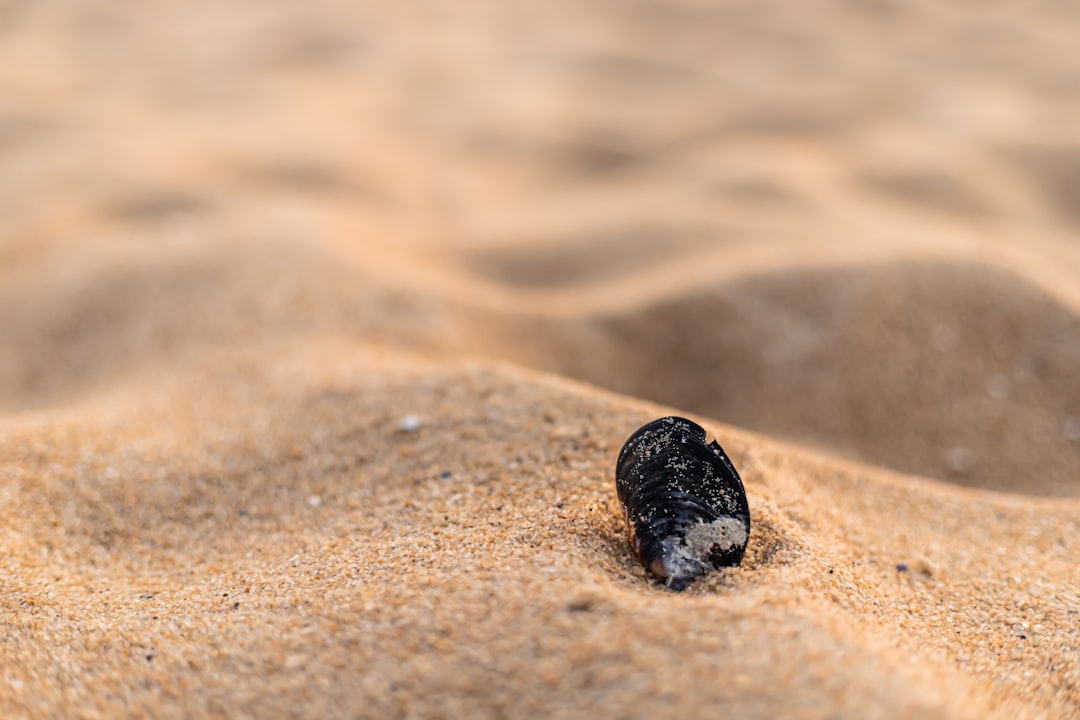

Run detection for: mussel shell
[[616, 416, 750, 590]]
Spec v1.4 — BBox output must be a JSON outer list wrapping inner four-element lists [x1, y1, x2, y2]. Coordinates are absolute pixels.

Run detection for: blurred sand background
[[1, 0, 1079, 717]]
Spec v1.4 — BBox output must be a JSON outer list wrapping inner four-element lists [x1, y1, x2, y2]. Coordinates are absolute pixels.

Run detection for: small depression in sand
[[457, 228, 728, 289]]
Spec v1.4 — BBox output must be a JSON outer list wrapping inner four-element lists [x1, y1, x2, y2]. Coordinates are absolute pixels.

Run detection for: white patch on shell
[[684, 516, 748, 556], [649, 516, 748, 584]]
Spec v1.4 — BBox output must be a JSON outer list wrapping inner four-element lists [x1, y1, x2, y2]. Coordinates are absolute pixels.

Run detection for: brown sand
[[2, 1, 1080, 718]]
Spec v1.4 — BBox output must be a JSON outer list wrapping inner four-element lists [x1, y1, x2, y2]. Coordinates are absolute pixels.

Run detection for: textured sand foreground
[[2, 345, 1078, 718], [3, 0, 1080, 717]]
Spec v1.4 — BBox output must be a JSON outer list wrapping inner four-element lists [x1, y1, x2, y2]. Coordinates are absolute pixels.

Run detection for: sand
[[2, 0, 1080, 718]]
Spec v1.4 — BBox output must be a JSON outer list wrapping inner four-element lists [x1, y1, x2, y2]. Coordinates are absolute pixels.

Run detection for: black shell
[[616, 416, 750, 591]]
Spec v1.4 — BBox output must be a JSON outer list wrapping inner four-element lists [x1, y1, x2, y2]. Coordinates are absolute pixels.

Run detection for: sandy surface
[[2, 1, 1080, 718]]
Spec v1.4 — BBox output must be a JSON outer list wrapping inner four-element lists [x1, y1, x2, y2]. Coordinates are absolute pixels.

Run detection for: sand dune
[[469, 259, 1080, 496], [2, 0, 1080, 718]]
